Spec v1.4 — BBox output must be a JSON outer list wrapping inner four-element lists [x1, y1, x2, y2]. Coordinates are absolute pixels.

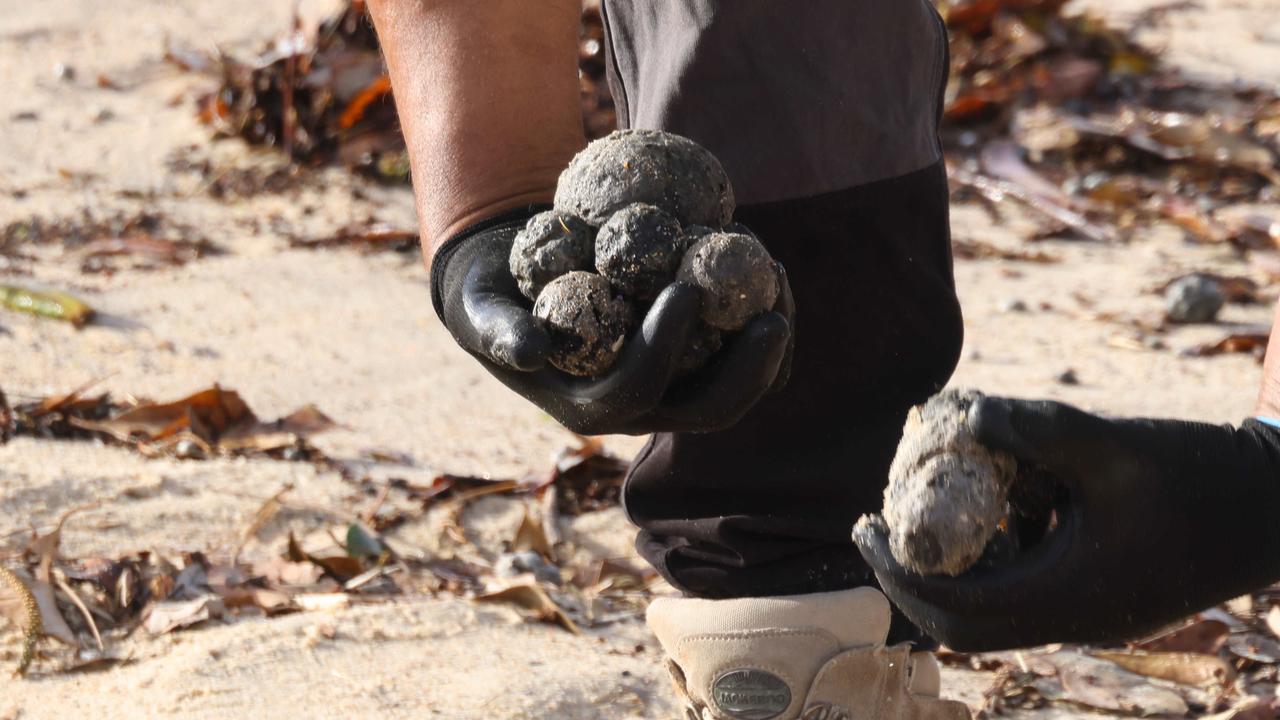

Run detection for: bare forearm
[[1257, 300, 1280, 416], [368, 0, 585, 258]]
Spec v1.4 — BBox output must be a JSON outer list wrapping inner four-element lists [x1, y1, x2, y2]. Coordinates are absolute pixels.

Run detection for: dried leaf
[[1266, 605, 1280, 641], [1203, 698, 1277, 720], [512, 504, 553, 559], [1092, 650, 1232, 686], [1226, 632, 1280, 664], [145, 595, 224, 635], [67, 386, 337, 456], [73, 386, 254, 444], [476, 581, 580, 635], [1047, 651, 1188, 716], [0, 285, 94, 327], [1136, 618, 1230, 654], [1183, 333, 1270, 360], [27, 575, 79, 648], [219, 587, 294, 615], [286, 532, 364, 582]]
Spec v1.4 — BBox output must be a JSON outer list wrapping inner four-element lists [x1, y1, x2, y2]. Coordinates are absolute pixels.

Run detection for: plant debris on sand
[[177, 0, 617, 182], [0, 380, 646, 677]]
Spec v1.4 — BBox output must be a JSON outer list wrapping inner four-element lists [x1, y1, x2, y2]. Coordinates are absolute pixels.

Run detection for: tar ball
[[677, 232, 779, 331], [533, 272, 636, 377], [1165, 273, 1225, 324], [594, 203, 686, 301], [878, 389, 1016, 577], [554, 129, 735, 228], [509, 211, 595, 300]]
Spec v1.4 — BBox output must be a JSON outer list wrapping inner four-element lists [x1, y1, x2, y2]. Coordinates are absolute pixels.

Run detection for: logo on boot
[[711, 669, 792, 720]]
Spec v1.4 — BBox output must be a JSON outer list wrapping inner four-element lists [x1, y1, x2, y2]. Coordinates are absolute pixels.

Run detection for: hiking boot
[[647, 587, 970, 720]]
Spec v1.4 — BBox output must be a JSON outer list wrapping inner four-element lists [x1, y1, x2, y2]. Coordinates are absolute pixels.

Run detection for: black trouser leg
[[603, 0, 962, 644]]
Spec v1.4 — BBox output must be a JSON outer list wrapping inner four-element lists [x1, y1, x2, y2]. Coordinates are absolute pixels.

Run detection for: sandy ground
[[0, 0, 1276, 718]]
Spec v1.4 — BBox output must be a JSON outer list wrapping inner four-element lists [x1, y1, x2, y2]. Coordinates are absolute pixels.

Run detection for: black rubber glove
[[854, 396, 1280, 651], [430, 206, 793, 436]]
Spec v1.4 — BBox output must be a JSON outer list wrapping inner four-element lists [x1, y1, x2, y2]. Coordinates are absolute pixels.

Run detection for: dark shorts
[[603, 0, 963, 640]]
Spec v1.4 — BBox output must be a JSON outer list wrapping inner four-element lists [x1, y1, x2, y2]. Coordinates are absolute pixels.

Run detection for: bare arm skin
[[367, 0, 585, 260], [1256, 300, 1280, 417]]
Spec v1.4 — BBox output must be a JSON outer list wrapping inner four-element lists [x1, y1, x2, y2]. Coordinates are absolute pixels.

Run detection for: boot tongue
[[648, 588, 892, 720]]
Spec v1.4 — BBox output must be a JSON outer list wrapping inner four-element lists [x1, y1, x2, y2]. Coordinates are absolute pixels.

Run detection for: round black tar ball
[[677, 232, 779, 331], [533, 272, 636, 377], [595, 203, 685, 301], [509, 211, 595, 300], [554, 129, 735, 228]]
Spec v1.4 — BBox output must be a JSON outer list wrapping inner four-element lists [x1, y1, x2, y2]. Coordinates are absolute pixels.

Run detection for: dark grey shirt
[[602, 0, 947, 204]]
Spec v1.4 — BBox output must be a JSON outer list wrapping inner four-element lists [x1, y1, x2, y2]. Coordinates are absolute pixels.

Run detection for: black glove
[[430, 206, 793, 436], [854, 395, 1280, 651]]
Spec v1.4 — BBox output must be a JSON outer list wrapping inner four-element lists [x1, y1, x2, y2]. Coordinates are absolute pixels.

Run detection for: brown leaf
[[145, 595, 224, 635], [219, 405, 339, 452], [512, 504, 553, 559], [1183, 333, 1270, 360], [476, 581, 580, 635], [285, 533, 364, 582], [72, 386, 255, 445], [219, 587, 295, 615], [1041, 650, 1188, 716], [1136, 618, 1230, 654], [67, 386, 337, 456], [1092, 650, 1233, 687]]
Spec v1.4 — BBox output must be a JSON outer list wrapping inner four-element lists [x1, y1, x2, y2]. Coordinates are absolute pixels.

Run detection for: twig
[[233, 483, 293, 562], [55, 577, 103, 651]]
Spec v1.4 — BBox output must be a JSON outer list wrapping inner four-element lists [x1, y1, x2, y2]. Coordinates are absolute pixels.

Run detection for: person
[[854, 301, 1280, 653], [367, 1, 970, 717]]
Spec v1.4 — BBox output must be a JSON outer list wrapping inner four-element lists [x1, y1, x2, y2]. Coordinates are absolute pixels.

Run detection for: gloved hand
[[854, 395, 1280, 651], [430, 207, 793, 436]]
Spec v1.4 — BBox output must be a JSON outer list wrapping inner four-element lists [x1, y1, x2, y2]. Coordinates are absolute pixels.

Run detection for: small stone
[[677, 232, 779, 331], [173, 439, 205, 460], [595, 203, 686, 300], [999, 298, 1028, 313], [674, 324, 723, 375], [1055, 368, 1080, 385], [554, 129, 735, 228], [509, 211, 595, 300], [878, 389, 1016, 577], [1165, 273, 1225, 324], [494, 551, 561, 585], [533, 272, 636, 377], [52, 63, 75, 81]]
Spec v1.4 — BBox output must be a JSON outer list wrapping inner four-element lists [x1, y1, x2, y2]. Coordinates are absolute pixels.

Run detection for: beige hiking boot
[[647, 587, 970, 720]]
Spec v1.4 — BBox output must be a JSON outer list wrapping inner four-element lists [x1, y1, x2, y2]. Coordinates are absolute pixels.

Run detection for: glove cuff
[[1252, 416, 1280, 431], [429, 204, 552, 322]]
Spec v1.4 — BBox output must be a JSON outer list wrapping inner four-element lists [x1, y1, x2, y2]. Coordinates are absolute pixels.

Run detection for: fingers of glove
[[853, 509, 1077, 616], [475, 283, 702, 435], [651, 310, 790, 431], [967, 396, 1111, 473], [460, 257, 550, 372], [567, 282, 702, 406]]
